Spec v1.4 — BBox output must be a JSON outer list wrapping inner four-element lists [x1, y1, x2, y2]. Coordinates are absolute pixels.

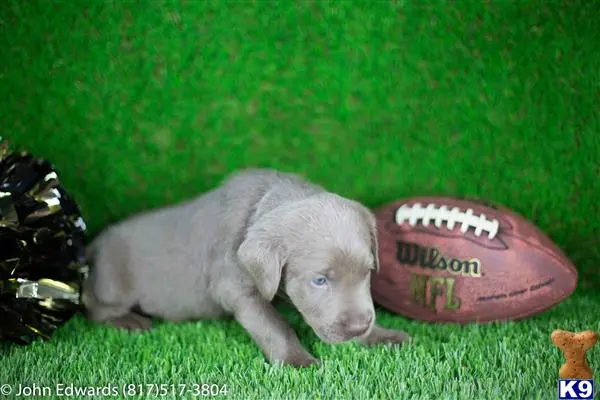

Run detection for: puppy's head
[[237, 193, 379, 344]]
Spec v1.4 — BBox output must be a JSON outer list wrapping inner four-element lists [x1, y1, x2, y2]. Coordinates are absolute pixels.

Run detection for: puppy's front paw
[[272, 349, 320, 368], [359, 325, 411, 347], [283, 352, 320, 368], [107, 313, 152, 331]]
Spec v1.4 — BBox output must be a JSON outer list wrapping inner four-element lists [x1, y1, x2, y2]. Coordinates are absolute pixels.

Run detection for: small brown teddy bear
[[551, 329, 598, 379]]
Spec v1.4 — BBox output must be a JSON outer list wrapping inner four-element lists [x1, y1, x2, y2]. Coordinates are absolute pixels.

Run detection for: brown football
[[370, 196, 578, 323]]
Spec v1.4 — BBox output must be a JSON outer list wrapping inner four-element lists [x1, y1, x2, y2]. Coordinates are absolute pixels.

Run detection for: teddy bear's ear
[[550, 330, 568, 347], [582, 331, 598, 341], [579, 331, 598, 348]]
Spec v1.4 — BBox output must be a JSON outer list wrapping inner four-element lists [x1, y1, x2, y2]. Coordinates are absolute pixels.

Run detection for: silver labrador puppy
[[83, 168, 410, 367]]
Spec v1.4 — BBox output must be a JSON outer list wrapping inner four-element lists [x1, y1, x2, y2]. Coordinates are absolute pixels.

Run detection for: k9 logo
[[558, 379, 594, 400]]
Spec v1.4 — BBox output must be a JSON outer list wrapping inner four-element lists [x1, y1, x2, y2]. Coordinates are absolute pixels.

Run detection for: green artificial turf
[[1, 1, 599, 399]]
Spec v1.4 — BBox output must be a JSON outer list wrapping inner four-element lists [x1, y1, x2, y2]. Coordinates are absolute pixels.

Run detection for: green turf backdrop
[[1, 1, 599, 399]]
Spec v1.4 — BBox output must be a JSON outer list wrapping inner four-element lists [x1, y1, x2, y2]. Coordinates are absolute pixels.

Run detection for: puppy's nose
[[345, 323, 371, 337], [340, 312, 373, 337]]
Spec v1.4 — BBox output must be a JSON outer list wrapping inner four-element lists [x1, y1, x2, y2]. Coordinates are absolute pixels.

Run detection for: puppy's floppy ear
[[369, 225, 380, 273], [237, 218, 287, 301], [357, 205, 380, 273]]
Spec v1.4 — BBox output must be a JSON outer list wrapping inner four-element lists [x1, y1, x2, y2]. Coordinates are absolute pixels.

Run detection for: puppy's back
[[88, 169, 324, 262]]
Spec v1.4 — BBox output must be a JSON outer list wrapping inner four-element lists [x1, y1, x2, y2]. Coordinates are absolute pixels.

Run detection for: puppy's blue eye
[[311, 276, 327, 286]]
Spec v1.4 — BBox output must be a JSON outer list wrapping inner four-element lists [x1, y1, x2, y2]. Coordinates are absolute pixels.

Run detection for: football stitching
[[395, 203, 500, 240]]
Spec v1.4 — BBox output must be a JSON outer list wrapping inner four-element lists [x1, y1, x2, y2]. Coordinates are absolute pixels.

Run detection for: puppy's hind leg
[[82, 236, 152, 331], [82, 283, 151, 331]]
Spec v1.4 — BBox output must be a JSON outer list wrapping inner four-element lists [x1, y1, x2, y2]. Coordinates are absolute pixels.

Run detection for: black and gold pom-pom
[[0, 139, 88, 345]]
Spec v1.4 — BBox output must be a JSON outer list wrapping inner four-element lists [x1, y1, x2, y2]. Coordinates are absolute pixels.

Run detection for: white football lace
[[395, 203, 500, 239]]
